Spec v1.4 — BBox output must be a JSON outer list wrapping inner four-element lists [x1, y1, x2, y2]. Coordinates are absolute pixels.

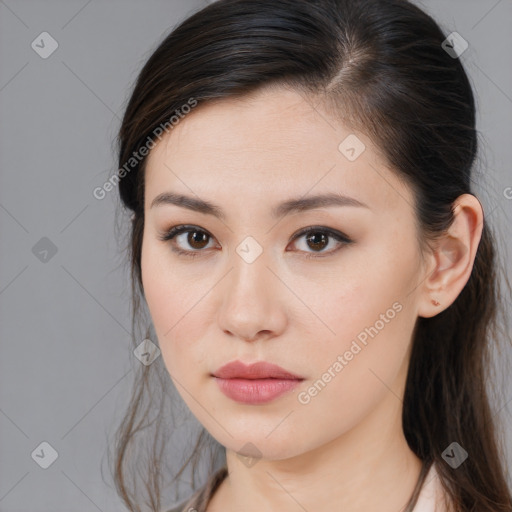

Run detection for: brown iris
[[187, 230, 210, 250], [306, 232, 328, 252]]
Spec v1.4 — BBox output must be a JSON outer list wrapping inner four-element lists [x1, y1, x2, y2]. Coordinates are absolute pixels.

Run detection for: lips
[[211, 360, 304, 404], [212, 360, 304, 380]]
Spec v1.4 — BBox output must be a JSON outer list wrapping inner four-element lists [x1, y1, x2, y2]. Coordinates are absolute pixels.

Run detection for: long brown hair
[[108, 1, 512, 510]]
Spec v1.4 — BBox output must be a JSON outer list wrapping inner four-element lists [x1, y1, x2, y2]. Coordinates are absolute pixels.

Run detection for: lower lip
[[213, 377, 302, 404]]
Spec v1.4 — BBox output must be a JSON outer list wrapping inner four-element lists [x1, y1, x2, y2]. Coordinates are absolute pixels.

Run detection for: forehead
[[144, 87, 413, 216]]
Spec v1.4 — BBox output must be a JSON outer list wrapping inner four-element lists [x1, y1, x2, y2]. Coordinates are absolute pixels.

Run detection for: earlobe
[[417, 194, 484, 319]]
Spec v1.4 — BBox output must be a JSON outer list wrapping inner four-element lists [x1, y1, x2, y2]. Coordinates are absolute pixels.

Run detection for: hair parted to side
[[108, 1, 512, 511]]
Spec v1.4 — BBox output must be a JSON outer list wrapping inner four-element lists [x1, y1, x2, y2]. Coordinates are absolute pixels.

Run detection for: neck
[[209, 389, 424, 512]]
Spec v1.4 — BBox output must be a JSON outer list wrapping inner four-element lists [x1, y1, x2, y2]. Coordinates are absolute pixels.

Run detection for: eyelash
[[157, 224, 353, 260]]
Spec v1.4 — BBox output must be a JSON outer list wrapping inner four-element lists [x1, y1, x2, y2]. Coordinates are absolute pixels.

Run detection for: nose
[[216, 247, 287, 342]]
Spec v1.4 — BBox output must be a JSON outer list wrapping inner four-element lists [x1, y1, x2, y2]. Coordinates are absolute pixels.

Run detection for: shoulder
[[413, 462, 451, 512], [163, 494, 201, 512], [163, 496, 202, 512], [163, 465, 228, 512], [163, 502, 188, 512]]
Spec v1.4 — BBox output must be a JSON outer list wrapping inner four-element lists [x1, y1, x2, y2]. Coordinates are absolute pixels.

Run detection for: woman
[[110, 0, 512, 511]]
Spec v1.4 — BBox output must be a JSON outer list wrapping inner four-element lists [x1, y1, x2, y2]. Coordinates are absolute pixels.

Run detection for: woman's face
[[141, 86, 428, 461]]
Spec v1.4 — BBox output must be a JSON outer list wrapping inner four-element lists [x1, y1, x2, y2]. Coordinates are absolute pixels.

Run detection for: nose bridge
[[229, 234, 273, 303], [216, 234, 285, 340]]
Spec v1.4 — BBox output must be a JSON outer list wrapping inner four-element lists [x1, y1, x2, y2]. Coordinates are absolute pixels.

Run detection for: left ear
[[417, 193, 484, 319]]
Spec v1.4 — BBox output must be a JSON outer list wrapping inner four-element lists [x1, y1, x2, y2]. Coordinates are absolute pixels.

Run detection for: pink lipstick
[[211, 360, 304, 404]]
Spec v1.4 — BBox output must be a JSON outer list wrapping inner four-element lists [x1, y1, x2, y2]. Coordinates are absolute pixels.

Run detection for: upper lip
[[212, 360, 304, 380]]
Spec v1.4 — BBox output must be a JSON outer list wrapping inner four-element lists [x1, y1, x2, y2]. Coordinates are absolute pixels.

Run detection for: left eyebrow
[[272, 192, 370, 218], [150, 191, 370, 220]]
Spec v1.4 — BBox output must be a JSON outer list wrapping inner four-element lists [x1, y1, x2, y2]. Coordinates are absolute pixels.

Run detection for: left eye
[[289, 226, 352, 258], [158, 225, 352, 259]]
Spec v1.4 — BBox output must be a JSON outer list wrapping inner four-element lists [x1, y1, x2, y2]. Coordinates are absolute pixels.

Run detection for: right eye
[[158, 225, 217, 259]]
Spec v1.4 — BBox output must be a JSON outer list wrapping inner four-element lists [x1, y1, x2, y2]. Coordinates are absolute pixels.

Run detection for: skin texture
[[141, 86, 483, 512]]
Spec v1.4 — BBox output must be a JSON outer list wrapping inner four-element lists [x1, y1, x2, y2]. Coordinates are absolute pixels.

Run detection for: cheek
[[306, 291, 410, 386], [141, 242, 171, 332], [141, 242, 182, 366], [141, 240, 210, 378], [298, 250, 417, 395], [296, 296, 412, 439]]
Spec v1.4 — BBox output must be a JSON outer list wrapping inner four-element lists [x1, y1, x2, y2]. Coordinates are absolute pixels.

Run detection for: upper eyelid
[[160, 224, 351, 248], [160, 224, 349, 238]]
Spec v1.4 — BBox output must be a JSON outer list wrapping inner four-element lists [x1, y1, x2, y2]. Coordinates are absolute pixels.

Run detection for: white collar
[[412, 463, 447, 512]]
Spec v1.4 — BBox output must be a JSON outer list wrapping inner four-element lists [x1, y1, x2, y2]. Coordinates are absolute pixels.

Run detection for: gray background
[[0, 1, 511, 511]]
